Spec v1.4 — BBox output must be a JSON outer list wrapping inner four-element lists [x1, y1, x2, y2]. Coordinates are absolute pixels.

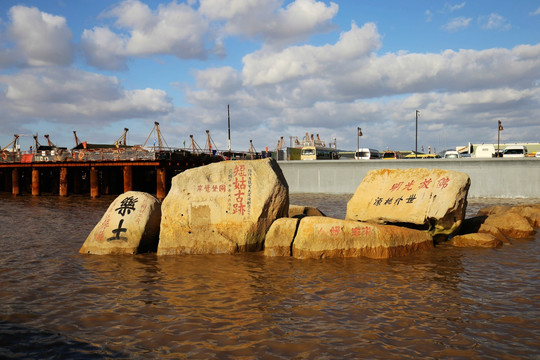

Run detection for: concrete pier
[[277, 158, 540, 198]]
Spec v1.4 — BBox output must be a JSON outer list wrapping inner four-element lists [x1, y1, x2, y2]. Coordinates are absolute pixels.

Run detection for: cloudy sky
[[1, 0, 539, 153]]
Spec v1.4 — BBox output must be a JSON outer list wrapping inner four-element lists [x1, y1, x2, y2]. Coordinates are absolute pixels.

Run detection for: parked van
[[474, 144, 495, 158], [355, 148, 381, 160], [503, 145, 528, 158]]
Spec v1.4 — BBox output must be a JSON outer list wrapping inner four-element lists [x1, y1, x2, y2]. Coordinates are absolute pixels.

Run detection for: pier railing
[[0, 147, 197, 163]]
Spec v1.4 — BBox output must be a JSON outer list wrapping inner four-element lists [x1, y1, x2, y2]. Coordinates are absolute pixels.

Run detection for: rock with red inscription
[[450, 233, 503, 248], [288, 205, 326, 218], [80, 191, 161, 255], [264, 217, 299, 257], [291, 217, 433, 259], [346, 168, 470, 238], [158, 158, 289, 255]]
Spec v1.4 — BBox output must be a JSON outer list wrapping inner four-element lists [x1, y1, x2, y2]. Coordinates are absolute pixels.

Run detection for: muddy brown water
[[0, 193, 538, 359]]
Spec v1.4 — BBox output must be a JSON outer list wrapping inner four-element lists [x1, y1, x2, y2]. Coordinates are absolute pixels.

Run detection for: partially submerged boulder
[[477, 204, 540, 228], [80, 191, 161, 255], [482, 213, 536, 239], [459, 216, 510, 244], [346, 168, 470, 238], [158, 158, 289, 255], [450, 233, 503, 248], [288, 205, 326, 218], [291, 217, 433, 259], [264, 217, 299, 257]]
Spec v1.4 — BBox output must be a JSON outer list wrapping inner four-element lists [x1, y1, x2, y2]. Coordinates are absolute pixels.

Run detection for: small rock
[[450, 233, 503, 248]]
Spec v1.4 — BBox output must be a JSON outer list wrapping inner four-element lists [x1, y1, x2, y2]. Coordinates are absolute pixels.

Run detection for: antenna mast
[[227, 104, 231, 152]]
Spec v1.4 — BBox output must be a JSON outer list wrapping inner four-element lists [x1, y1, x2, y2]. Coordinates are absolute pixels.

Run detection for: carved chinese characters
[[158, 158, 288, 255], [346, 168, 470, 237], [80, 191, 161, 255], [291, 217, 434, 259]]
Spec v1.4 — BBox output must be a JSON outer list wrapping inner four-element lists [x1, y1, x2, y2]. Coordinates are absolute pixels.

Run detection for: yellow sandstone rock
[[264, 217, 299, 257], [450, 233, 503, 248], [158, 158, 289, 255], [346, 168, 470, 237], [80, 191, 161, 255], [291, 217, 433, 259]]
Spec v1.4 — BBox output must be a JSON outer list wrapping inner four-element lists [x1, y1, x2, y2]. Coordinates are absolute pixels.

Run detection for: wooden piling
[[12, 168, 20, 196], [59, 167, 68, 196], [156, 167, 166, 200], [123, 165, 133, 193], [32, 168, 40, 196], [90, 166, 99, 198]]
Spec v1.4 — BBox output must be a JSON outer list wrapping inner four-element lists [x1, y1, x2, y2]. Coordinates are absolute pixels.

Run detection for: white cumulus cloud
[[1, 6, 73, 68]]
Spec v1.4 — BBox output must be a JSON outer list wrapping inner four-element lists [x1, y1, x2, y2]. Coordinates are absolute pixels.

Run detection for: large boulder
[[291, 217, 433, 259], [346, 168, 470, 238], [80, 191, 161, 255], [158, 158, 289, 255]]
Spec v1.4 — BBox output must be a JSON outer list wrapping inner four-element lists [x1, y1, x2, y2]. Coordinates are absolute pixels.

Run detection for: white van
[[355, 148, 381, 160], [474, 144, 495, 158], [503, 145, 527, 158]]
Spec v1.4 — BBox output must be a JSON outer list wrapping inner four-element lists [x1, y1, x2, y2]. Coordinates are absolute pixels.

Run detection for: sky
[[1, 0, 539, 153]]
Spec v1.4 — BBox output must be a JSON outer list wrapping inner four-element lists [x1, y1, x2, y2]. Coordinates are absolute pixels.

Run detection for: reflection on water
[[0, 193, 538, 359]]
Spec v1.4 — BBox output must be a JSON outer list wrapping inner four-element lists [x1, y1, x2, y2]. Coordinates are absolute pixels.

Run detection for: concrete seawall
[[278, 158, 540, 198]]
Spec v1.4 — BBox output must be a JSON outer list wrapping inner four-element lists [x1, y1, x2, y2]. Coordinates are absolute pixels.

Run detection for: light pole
[[357, 127, 363, 151], [415, 110, 420, 159], [497, 120, 503, 157]]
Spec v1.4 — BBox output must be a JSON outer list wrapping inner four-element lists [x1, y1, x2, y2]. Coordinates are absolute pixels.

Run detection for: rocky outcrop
[[288, 205, 326, 218], [264, 217, 299, 257], [158, 158, 289, 255], [482, 213, 536, 239], [290, 217, 433, 259], [450, 233, 503, 248], [346, 168, 470, 238], [80, 191, 161, 255], [477, 204, 540, 228]]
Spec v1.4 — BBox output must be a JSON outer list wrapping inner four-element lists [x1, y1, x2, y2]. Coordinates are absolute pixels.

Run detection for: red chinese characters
[[233, 165, 247, 215]]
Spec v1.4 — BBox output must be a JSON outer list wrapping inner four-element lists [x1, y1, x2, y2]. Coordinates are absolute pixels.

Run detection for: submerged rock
[[450, 233, 503, 248], [158, 158, 288, 255], [346, 168, 470, 238], [79, 191, 161, 255]]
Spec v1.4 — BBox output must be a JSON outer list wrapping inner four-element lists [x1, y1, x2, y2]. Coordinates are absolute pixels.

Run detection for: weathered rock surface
[[291, 217, 433, 259], [80, 191, 161, 255], [288, 205, 326, 218], [482, 213, 536, 239], [450, 233, 503, 248], [158, 158, 289, 255], [458, 216, 510, 244], [478, 204, 540, 228], [346, 168, 470, 237], [264, 217, 299, 257]]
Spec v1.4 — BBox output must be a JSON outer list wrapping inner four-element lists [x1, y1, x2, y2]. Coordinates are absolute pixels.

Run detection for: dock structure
[[0, 149, 221, 200]]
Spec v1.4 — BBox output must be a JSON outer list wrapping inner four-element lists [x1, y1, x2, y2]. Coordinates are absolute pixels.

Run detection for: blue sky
[[1, 0, 539, 153]]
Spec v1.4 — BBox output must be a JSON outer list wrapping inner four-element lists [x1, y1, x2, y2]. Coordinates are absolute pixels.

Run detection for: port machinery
[[0, 123, 223, 200]]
